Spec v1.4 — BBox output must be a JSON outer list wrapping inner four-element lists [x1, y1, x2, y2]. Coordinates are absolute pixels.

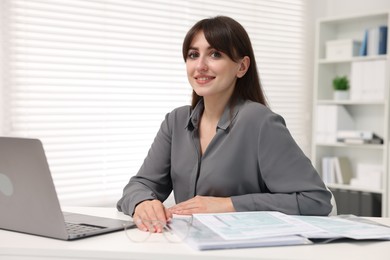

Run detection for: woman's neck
[[202, 96, 230, 123]]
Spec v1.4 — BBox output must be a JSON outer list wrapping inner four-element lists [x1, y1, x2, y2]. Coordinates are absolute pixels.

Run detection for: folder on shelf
[[330, 188, 382, 217], [337, 130, 378, 140], [367, 25, 388, 55], [350, 60, 386, 101], [368, 26, 380, 56], [348, 191, 361, 216], [378, 26, 388, 54], [360, 192, 382, 217], [337, 189, 351, 215], [316, 105, 355, 143]]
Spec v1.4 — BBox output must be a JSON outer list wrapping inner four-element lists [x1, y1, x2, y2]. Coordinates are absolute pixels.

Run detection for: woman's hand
[[168, 195, 235, 215], [133, 199, 172, 232]]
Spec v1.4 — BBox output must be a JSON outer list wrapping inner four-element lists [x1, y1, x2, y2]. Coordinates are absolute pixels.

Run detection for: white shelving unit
[[312, 11, 390, 217]]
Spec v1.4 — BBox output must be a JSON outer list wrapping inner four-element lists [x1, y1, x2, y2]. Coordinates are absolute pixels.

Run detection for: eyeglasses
[[124, 216, 193, 243]]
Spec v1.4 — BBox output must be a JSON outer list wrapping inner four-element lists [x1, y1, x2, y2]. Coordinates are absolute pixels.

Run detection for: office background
[[0, 0, 389, 207]]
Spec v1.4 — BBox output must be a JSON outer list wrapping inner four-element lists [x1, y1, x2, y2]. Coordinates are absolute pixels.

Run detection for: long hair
[[182, 16, 268, 108]]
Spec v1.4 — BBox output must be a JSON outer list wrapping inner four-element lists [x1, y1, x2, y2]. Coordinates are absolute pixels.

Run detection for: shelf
[[318, 55, 387, 64], [327, 183, 383, 194], [316, 100, 385, 105], [316, 142, 384, 150], [313, 11, 389, 217]]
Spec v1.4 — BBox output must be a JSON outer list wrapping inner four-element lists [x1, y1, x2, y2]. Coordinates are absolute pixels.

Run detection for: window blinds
[[2, 0, 308, 206]]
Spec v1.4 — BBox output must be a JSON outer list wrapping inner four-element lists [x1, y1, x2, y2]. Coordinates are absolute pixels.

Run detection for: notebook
[[0, 137, 135, 240]]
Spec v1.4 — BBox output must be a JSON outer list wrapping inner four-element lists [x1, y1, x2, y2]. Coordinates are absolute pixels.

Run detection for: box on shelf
[[326, 39, 361, 60], [350, 163, 382, 191]]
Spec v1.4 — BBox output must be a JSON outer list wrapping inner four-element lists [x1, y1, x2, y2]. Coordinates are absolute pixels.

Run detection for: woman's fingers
[[133, 199, 169, 232]]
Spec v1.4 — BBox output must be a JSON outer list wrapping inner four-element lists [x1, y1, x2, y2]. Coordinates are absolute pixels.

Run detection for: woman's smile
[[194, 75, 216, 85]]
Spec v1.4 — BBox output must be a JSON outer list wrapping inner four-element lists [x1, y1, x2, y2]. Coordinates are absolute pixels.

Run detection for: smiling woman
[[2, 0, 309, 207], [183, 16, 265, 110], [117, 16, 333, 233], [185, 32, 249, 107]]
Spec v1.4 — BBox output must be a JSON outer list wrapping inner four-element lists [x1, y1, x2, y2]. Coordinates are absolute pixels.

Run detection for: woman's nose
[[196, 57, 208, 72]]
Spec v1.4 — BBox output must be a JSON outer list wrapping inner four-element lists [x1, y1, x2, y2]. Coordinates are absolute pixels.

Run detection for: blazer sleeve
[[116, 113, 173, 216], [231, 112, 333, 216]]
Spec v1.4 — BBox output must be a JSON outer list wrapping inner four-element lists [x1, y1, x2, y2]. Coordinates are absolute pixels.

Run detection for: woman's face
[[185, 31, 246, 101]]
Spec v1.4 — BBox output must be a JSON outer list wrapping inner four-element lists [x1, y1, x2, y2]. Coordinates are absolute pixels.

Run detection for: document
[[193, 211, 322, 240], [295, 215, 390, 240], [170, 211, 390, 251], [170, 215, 312, 250]]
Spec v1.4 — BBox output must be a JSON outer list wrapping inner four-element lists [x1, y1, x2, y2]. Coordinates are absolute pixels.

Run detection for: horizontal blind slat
[[4, 0, 308, 206]]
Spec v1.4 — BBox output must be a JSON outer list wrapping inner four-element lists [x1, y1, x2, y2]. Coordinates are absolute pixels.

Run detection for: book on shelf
[[342, 138, 383, 145], [359, 29, 368, 56], [336, 130, 384, 144], [321, 157, 335, 184], [333, 157, 353, 185], [322, 156, 353, 185]]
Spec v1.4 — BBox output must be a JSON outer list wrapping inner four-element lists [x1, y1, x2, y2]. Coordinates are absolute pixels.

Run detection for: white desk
[[1, 207, 390, 260]]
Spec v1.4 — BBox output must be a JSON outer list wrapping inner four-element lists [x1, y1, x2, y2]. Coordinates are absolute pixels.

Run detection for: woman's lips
[[195, 76, 215, 84]]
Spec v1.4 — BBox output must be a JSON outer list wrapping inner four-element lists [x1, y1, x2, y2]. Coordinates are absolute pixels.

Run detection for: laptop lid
[[0, 137, 133, 240]]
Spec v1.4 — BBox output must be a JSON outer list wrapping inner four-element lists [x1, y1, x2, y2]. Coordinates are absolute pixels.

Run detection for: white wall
[[323, 0, 390, 17], [309, 0, 390, 19]]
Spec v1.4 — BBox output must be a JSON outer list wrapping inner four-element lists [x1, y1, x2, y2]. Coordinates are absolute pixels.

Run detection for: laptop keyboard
[[65, 222, 104, 235]]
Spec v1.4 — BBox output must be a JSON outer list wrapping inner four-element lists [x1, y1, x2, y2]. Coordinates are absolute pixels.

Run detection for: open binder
[[170, 211, 390, 250]]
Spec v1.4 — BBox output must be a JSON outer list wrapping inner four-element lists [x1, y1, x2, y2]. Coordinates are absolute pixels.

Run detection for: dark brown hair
[[182, 16, 268, 108]]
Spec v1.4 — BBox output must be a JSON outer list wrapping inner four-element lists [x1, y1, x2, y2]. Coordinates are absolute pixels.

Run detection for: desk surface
[[1, 207, 390, 260]]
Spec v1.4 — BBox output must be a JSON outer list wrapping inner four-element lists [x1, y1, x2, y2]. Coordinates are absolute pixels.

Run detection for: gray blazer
[[117, 99, 332, 216]]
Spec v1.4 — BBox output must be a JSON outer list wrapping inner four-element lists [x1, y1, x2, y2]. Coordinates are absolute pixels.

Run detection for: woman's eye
[[211, 51, 222, 58], [188, 51, 199, 59]]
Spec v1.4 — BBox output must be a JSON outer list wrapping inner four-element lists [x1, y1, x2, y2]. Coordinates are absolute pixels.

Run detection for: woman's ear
[[236, 56, 250, 78]]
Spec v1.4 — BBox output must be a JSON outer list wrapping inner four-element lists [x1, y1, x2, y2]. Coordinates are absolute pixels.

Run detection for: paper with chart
[[295, 215, 390, 240], [193, 211, 323, 240], [169, 214, 312, 250], [171, 212, 390, 250], [193, 211, 390, 241]]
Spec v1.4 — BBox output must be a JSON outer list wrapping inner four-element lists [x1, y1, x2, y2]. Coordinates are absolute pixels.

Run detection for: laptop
[[0, 137, 135, 240]]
